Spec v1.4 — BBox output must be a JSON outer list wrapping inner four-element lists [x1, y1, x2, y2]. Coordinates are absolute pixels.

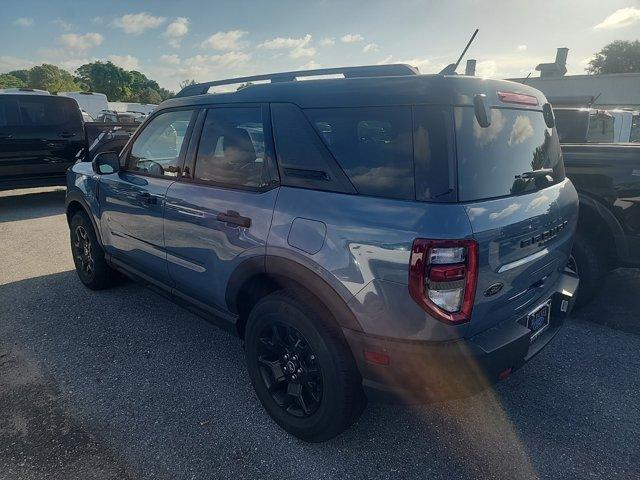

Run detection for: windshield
[[455, 107, 565, 202]]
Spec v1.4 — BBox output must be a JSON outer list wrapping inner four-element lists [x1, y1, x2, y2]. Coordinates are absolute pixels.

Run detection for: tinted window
[[0, 96, 81, 130], [129, 109, 193, 177], [586, 113, 614, 143], [455, 107, 565, 201], [631, 115, 640, 143], [305, 107, 414, 200], [554, 109, 589, 143], [271, 103, 355, 194], [0, 97, 20, 127], [194, 107, 267, 188], [413, 106, 455, 201]]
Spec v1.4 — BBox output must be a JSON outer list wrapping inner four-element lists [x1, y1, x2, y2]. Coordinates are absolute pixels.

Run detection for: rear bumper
[[343, 271, 579, 404]]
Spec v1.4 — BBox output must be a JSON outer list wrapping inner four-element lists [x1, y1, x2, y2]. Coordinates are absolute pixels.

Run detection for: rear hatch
[[455, 104, 578, 337]]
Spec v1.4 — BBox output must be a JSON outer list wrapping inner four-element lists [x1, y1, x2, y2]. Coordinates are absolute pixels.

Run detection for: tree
[[587, 40, 640, 75], [137, 87, 162, 104], [26, 64, 80, 92], [0, 73, 26, 89], [179, 79, 197, 89], [7, 69, 30, 84], [75, 61, 130, 101]]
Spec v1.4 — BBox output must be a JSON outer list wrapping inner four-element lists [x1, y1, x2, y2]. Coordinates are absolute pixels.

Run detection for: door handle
[[58, 132, 77, 138], [136, 192, 158, 205], [216, 210, 251, 228], [0, 134, 13, 139]]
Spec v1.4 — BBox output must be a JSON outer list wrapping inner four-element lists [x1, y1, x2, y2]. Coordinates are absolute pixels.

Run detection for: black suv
[[0, 93, 84, 190]]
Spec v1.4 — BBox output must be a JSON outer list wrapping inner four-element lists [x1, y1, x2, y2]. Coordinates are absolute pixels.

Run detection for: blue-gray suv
[[66, 64, 579, 442]]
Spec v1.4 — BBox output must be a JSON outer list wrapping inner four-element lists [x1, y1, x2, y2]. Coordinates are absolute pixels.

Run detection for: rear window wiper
[[515, 168, 554, 180]]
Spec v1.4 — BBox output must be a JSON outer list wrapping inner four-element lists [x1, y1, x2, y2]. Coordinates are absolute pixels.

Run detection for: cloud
[[517, 44, 527, 51], [91, 16, 103, 24], [113, 12, 166, 35], [201, 30, 249, 50], [320, 37, 335, 46], [53, 18, 72, 31], [341, 33, 363, 43], [0, 55, 35, 72], [160, 54, 181, 65], [378, 55, 430, 71], [475, 60, 498, 77], [594, 7, 640, 30], [258, 34, 315, 58], [363, 43, 379, 53], [108, 54, 140, 70], [163, 17, 189, 47], [299, 60, 321, 70], [57, 33, 104, 53], [13, 17, 34, 27]]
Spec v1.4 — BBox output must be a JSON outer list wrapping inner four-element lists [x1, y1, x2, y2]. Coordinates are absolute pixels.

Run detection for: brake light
[[497, 91, 539, 106], [408, 239, 478, 325]]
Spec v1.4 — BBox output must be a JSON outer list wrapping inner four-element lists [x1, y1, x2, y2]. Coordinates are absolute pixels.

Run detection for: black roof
[[159, 64, 548, 112]]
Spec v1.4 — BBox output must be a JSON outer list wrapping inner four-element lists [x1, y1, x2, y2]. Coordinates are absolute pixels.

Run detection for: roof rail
[[175, 64, 419, 98]]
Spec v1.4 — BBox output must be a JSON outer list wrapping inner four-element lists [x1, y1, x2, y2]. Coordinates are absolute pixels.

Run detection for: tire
[[571, 233, 606, 309], [245, 290, 366, 442], [70, 211, 118, 290]]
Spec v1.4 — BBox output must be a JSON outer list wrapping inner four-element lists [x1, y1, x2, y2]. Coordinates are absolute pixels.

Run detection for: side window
[[587, 113, 614, 143], [271, 103, 355, 194], [305, 106, 414, 200], [17, 97, 82, 131], [193, 107, 267, 188], [0, 97, 21, 127], [128, 109, 193, 177]]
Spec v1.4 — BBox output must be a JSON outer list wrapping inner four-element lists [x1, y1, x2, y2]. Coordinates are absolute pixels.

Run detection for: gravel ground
[[1, 187, 639, 480]]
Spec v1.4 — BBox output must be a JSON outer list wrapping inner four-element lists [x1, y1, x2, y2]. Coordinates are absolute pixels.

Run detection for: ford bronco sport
[[66, 64, 579, 441]]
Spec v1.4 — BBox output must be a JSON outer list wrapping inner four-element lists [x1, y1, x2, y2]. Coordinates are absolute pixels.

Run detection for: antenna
[[521, 72, 532, 84], [439, 29, 479, 75], [588, 92, 602, 108]]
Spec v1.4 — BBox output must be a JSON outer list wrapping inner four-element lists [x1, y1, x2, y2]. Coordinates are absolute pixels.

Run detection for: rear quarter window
[[305, 107, 415, 200]]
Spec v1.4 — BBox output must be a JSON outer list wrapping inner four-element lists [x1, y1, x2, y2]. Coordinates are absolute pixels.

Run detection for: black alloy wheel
[[256, 322, 323, 418], [73, 225, 95, 278]]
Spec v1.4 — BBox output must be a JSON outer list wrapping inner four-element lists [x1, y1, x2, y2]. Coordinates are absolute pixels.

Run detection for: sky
[[1, 0, 639, 92]]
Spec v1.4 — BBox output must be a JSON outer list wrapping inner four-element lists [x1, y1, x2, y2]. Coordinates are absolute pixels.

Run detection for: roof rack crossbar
[[175, 64, 419, 98]]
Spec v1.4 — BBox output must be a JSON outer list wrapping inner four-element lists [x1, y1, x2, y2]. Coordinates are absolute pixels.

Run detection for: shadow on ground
[[1, 269, 639, 480], [0, 188, 66, 223]]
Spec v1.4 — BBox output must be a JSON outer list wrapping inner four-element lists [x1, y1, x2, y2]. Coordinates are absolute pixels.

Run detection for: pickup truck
[[563, 143, 640, 306], [556, 108, 640, 144], [0, 92, 138, 191]]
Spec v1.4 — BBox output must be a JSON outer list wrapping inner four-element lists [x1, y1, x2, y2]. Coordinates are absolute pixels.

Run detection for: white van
[[57, 92, 109, 119]]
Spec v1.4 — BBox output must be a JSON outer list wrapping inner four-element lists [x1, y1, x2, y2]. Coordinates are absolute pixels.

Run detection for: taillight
[[497, 91, 539, 106], [408, 239, 478, 325]]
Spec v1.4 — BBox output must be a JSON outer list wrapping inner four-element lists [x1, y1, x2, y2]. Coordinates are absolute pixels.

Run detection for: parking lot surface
[[1, 188, 639, 480]]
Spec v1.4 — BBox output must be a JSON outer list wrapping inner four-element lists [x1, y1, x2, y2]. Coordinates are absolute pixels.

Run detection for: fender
[[225, 255, 363, 332], [65, 188, 104, 246]]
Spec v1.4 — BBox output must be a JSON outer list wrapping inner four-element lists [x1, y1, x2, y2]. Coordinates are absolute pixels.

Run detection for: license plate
[[525, 300, 551, 341]]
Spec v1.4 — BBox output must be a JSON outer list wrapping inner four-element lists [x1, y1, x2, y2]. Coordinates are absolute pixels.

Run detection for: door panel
[[164, 184, 278, 308], [163, 105, 278, 311], [98, 108, 196, 284], [99, 173, 174, 284]]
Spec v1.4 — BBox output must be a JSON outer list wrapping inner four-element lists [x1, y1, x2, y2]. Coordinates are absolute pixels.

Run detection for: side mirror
[[474, 94, 491, 128], [92, 151, 120, 175], [543, 103, 555, 128]]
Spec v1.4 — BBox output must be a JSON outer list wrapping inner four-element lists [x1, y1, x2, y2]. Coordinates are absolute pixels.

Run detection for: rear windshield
[[455, 107, 565, 202], [0, 96, 82, 131]]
